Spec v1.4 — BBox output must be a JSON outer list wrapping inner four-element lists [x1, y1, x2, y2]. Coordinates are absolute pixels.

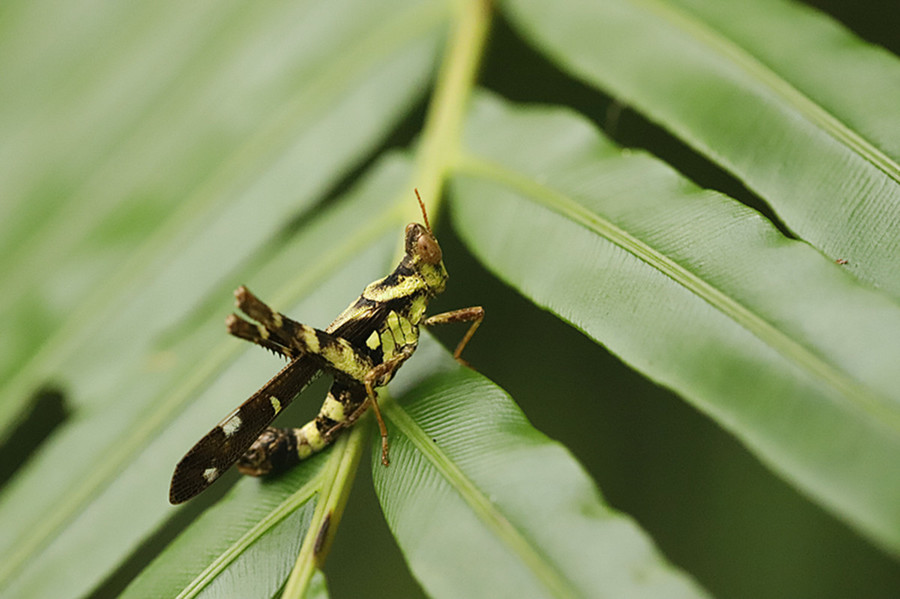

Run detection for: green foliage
[[1, 0, 899, 598]]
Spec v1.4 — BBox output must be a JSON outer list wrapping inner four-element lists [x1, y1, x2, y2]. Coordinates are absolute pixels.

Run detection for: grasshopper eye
[[417, 232, 442, 264], [405, 223, 442, 264]]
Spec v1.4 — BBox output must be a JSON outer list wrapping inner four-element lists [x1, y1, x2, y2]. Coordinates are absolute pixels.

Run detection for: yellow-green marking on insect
[[167, 190, 484, 504]]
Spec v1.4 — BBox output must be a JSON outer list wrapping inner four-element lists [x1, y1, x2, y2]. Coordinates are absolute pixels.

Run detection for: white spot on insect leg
[[298, 421, 325, 453], [222, 415, 242, 437], [203, 467, 218, 483], [292, 427, 314, 459]]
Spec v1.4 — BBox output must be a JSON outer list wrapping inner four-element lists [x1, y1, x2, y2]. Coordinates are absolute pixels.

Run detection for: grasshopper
[[169, 191, 483, 504]]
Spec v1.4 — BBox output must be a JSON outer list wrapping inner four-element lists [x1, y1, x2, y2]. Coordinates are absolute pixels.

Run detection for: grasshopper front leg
[[424, 306, 484, 363]]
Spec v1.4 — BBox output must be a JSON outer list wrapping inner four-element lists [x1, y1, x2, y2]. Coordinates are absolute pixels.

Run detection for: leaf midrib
[[455, 154, 900, 433], [177, 476, 321, 599], [387, 398, 580, 599], [629, 0, 900, 185]]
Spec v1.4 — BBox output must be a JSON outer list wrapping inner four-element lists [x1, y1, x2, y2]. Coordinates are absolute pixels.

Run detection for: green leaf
[[4, 0, 896, 597], [0, 155, 407, 599], [121, 457, 324, 599], [502, 0, 900, 299], [306, 570, 331, 599], [375, 337, 710, 598], [451, 92, 900, 555], [0, 0, 448, 434]]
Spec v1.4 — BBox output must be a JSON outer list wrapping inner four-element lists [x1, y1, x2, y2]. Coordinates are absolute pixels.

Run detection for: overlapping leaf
[[451, 92, 900, 555], [375, 337, 710, 598], [502, 0, 900, 299], [121, 458, 323, 599], [0, 0, 447, 432], [0, 154, 409, 598], [3, 0, 898, 597]]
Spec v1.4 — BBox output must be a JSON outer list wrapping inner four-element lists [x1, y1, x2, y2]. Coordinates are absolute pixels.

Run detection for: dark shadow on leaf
[[0, 385, 69, 487]]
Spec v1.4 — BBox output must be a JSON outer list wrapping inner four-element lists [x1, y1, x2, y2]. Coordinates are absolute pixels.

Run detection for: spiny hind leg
[[234, 286, 296, 336], [231, 286, 302, 350], [226, 312, 298, 360], [237, 383, 366, 476], [234, 286, 377, 383]]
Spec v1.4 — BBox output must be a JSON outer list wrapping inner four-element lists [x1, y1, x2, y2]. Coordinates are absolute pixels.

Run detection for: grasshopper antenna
[[414, 188, 432, 232]]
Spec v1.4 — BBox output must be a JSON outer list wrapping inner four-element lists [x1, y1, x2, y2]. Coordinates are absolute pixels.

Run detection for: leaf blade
[[0, 0, 447, 435], [451, 92, 900, 554], [502, 0, 900, 299], [375, 337, 710, 599], [0, 154, 412, 599], [121, 459, 323, 599]]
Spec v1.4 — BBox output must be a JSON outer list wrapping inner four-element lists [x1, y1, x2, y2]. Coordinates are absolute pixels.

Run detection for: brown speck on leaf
[[314, 512, 332, 556]]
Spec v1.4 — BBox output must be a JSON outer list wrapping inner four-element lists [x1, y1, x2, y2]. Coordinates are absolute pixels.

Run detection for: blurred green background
[[2, 1, 899, 597]]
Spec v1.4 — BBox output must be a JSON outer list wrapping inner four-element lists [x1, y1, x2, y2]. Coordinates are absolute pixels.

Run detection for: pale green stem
[[403, 0, 492, 228], [280, 432, 366, 598], [279, 1, 492, 595]]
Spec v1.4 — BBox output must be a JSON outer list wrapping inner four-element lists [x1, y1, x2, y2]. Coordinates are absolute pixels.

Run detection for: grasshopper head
[[405, 189, 448, 293], [405, 222, 442, 265]]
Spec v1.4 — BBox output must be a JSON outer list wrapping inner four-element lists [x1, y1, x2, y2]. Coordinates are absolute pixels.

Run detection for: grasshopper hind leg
[[237, 427, 300, 476], [237, 382, 366, 476]]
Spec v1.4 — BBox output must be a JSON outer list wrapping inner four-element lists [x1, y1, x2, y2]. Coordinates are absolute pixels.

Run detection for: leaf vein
[[456, 155, 900, 433], [630, 0, 900, 185], [387, 403, 581, 599]]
